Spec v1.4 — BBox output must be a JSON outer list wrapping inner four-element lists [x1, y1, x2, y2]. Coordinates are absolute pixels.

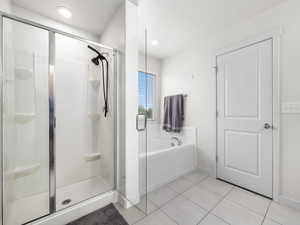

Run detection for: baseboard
[[198, 166, 213, 177], [278, 195, 300, 210], [29, 191, 117, 225]]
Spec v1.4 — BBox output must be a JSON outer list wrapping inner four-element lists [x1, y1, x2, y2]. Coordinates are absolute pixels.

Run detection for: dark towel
[[162, 94, 184, 133]]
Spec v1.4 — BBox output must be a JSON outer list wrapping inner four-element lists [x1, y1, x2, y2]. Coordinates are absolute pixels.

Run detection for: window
[[138, 71, 155, 120]]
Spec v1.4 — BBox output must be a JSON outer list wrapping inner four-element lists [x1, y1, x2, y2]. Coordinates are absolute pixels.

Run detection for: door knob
[[264, 123, 272, 129]]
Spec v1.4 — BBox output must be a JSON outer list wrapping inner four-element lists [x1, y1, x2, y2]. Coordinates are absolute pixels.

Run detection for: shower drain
[[62, 199, 72, 205]]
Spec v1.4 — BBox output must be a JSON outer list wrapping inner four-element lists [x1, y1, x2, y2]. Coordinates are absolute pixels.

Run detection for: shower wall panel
[[55, 34, 115, 210]]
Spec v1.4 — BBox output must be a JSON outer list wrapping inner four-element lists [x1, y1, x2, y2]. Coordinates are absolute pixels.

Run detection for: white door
[[217, 39, 273, 197]]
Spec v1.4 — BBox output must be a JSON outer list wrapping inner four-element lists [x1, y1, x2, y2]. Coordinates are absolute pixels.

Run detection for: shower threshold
[[6, 176, 113, 225]]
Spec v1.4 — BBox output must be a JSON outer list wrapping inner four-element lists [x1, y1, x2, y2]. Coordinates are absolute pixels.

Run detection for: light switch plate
[[281, 103, 300, 114]]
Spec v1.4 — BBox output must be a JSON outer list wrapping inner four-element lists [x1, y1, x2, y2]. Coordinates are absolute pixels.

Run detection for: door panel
[[224, 49, 259, 118], [2, 18, 50, 225], [217, 39, 273, 197], [224, 130, 260, 176]]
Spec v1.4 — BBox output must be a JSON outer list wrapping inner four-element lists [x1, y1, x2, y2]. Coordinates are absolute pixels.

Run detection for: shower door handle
[[136, 114, 147, 131]]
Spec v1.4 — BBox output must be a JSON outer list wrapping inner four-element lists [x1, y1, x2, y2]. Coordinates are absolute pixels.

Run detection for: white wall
[[160, 0, 300, 208], [0, 0, 11, 13], [100, 3, 126, 195], [100, 2, 126, 190], [124, 0, 139, 205], [100, 5, 125, 50], [100, 1, 140, 206], [161, 47, 214, 181], [138, 53, 162, 76]]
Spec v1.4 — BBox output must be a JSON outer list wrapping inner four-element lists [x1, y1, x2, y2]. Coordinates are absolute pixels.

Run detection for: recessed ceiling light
[[57, 6, 72, 18], [151, 40, 159, 46]]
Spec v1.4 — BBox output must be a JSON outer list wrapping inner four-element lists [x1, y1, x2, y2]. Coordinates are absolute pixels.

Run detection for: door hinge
[[216, 111, 219, 117], [216, 155, 218, 162]]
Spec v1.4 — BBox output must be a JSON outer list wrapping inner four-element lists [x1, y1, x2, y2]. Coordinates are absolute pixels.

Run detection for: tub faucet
[[171, 137, 182, 146]]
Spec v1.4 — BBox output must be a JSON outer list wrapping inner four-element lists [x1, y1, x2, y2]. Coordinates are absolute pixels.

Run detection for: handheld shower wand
[[88, 45, 109, 117]]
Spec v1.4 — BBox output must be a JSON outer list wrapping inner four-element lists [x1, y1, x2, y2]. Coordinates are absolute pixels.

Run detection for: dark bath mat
[[67, 204, 129, 225]]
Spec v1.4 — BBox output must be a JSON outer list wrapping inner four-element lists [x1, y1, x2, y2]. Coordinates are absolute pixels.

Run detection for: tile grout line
[[132, 173, 210, 225], [169, 176, 234, 224], [176, 176, 213, 213], [160, 174, 214, 225], [132, 186, 183, 224], [208, 187, 274, 225], [131, 210, 148, 225], [151, 173, 209, 209], [115, 204, 146, 225], [222, 187, 272, 219], [133, 174, 269, 225], [167, 178, 197, 195], [167, 179, 195, 194], [160, 210, 181, 225], [131, 198, 163, 225], [260, 200, 272, 225], [196, 186, 235, 225], [133, 174, 290, 225]]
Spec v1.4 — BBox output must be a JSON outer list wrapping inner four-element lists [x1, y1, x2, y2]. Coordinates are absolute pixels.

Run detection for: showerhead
[[88, 45, 106, 63], [91, 56, 100, 66]]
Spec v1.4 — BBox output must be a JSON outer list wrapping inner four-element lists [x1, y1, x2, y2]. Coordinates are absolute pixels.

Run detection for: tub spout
[[171, 137, 182, 146]]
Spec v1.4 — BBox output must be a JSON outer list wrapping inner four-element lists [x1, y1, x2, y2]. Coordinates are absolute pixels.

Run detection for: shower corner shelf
[[88, 112, 101, 120], [84, 153, 101, 162], [14, 68, 34, 80], [13, 163, 41, 179], [15, 113, 36, 124]]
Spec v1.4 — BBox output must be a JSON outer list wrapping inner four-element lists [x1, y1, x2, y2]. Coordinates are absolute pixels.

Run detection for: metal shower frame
[[0, 11, 119, 225]]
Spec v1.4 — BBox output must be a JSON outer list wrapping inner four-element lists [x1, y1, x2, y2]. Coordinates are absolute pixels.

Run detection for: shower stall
[[0, 13, 118, 225]]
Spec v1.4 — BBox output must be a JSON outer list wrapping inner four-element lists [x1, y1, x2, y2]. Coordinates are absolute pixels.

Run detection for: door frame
[[0, 11, 118, 224], [213, 30, 281, 201]]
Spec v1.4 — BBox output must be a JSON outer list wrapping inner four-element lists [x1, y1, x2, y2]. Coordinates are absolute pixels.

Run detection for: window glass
[[138, 71, 155, 119]]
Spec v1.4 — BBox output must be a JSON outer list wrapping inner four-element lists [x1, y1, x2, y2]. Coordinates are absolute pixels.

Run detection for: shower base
[[6, 176, 112, 225]]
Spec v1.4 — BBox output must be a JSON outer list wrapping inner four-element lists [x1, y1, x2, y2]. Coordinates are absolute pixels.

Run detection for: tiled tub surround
[[117, 170, 300, 225]]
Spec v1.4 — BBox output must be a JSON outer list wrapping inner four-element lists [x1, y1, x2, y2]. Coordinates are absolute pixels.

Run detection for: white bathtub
[[139, 143, 197, 194]]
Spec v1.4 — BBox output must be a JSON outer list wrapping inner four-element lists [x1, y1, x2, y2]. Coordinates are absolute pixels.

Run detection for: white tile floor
[[116, 170, 300, 225]]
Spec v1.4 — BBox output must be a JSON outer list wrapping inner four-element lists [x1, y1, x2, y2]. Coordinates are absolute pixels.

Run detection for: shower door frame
[[0, 11, 118, 224]]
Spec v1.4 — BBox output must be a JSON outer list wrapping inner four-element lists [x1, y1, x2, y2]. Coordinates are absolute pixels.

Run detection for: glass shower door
[[136, 29, 149, 214], [55, 34, 115, 210], [2, 18, 50, 225]]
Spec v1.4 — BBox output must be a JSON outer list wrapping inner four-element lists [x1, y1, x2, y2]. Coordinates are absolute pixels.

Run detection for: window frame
[[138, 70, 157, 121]]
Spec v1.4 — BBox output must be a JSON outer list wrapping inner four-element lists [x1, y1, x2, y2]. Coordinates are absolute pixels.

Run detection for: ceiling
[[12, 0, 123, 36], [138, 0, 287, 59]]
